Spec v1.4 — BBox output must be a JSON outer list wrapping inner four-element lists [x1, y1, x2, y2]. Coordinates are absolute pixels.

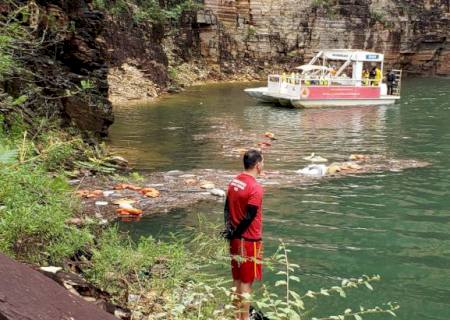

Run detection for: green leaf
[[354, 315, 363, 320], [289, 275, 300, 282], [305, 290, 316, 298], [12, 95, 28, 106], [275, 280, 287, 287], [345, 308, 352, 314], [336, 287, 346, 298], [0, 148, 18, 164], [364, 282, 373, 290], [387, 310, 397, 317], [320, 289, 330, 296]]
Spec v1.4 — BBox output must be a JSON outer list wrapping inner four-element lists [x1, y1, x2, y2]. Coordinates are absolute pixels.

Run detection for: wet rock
[[0, 253, 117, 320], [66, 217, 84, 226], [107, 156, 129, 168], [63, 96, 113, 137]]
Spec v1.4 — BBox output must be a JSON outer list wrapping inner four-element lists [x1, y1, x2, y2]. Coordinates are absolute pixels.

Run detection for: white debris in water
[[179, 174, 196, 178], [209, 188, 226, 197], [119, 203, 134, 209], [166, 170, 183, 176], [296, 164, 328, 177], [103, 190, 115, 197], [95, 201, 108, 206]]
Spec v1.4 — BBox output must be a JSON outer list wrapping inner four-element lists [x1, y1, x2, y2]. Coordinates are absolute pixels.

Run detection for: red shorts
[[230, 239, 263, 283]]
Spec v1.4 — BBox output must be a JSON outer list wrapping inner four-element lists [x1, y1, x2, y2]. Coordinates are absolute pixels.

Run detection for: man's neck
[[243, 170, 258, 178]]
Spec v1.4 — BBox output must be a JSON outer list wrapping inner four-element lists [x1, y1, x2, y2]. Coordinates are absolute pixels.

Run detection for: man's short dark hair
[[243, 149, 263, 170]]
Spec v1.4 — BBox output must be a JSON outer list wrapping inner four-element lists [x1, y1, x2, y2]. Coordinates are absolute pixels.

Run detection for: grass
[[0, 162, 93, 264]]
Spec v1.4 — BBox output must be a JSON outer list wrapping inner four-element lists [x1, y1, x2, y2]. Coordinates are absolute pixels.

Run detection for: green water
[[109, 77, 450, 319]]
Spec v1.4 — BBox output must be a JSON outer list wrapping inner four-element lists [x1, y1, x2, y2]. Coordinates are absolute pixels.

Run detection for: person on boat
[[387, 70, 396, 95], [369, 66, 376, 85], [290, 71, 296, 84], [374, 66, 382, 86], [223, 149, 265, 320], [330, 65, 337, 77], [304, 74, 311, 86], [362, 69, 370, 86]]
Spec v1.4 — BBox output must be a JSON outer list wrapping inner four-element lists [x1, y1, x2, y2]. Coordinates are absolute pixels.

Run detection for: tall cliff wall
[[197, 0, 450, 75]]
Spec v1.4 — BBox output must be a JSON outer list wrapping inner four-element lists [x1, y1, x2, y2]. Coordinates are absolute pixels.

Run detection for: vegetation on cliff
[[93, 0, 201, 23]]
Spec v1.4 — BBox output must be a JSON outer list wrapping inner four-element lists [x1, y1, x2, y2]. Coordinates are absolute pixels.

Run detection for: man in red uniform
[[224, 149, 264, 320]]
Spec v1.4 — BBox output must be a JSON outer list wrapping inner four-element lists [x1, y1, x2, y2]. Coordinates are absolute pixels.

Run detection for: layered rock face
[[198, 0, 450, 75]]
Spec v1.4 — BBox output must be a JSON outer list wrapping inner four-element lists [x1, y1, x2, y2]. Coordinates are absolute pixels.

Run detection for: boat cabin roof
[[295, 65, 331, 72], [317, 49, 384, 62]]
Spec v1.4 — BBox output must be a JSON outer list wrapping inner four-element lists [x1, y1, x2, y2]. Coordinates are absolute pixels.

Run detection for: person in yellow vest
[[362, 69, 370, 86], [330, 65, 337, 77], [304, 74, 311, 86], [374, 66, 382, 86], [290, 72, 296, 84]]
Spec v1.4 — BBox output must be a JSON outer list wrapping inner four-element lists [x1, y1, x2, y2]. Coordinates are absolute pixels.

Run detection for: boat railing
[[268, 74, 384, 97], [268, 75, 281, 93]]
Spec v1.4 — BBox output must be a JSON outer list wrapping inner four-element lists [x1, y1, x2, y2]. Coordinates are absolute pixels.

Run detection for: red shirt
[[227, 173, 264, 240]]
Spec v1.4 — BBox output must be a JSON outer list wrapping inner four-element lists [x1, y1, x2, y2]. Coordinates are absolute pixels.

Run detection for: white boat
[[245, 49, 402, 108]]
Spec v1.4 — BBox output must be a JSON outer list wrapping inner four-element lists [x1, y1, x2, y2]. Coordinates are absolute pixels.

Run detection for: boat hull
[[291, 96, 400, 108], [244, 87, 279, 103], [245, 86, 400, 108]]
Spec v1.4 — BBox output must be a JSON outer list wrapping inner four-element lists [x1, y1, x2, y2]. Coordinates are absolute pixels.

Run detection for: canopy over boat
[[318, 49, 384, 63], [295, 65, 331, 72]]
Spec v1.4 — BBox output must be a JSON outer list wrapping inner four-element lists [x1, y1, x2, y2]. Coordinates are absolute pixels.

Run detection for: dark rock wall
[[1, 0, 113, 136]]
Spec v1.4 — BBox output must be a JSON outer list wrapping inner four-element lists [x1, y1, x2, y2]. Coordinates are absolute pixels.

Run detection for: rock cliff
[[1, 0, 113, 136], [197, 0, 450, 75]]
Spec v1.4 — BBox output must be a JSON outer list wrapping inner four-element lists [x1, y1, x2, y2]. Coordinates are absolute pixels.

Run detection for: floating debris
[[303, 153, 328, 163], [264, 132, 277, 140], [200, 181, 215, 189], [112, 199, 136, 206], [117, 208, 143, 216], [114, 183, 141, 191], [141, 187, 160, 198], [349, 154, 369, 161], [209, 188, 226, 197], [102, 190, 115, 197], [95, 201, 108, 206], [75, 190, 103, 198], [296, 164, 328, 177]]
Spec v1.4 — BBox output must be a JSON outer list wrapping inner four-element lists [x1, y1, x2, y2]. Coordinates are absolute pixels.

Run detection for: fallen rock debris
[[74, 154, 429, 222]]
